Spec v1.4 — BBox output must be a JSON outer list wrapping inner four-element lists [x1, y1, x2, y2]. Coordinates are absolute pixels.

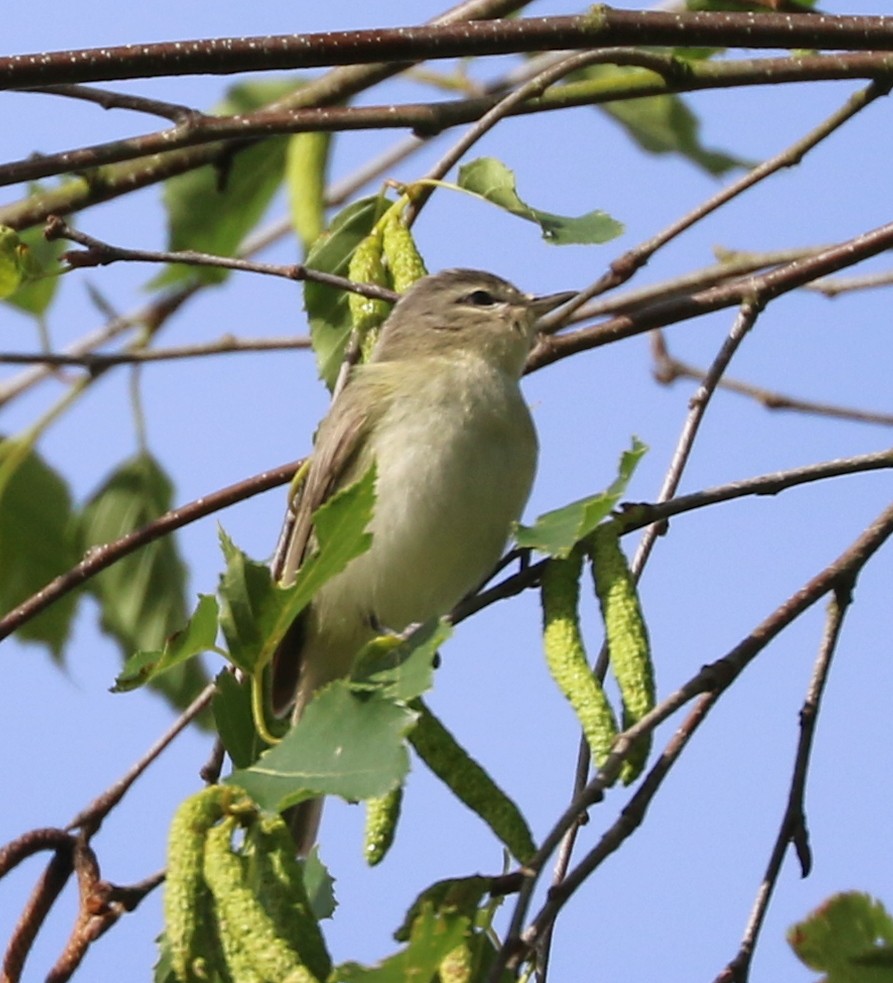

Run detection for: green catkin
[[439, 941, 473, 983], [541, 547, 621, 777], [245, 814, 331, 982], [381, 212, 428, 292], [203, 815, 318, 983], [165, 785, 238, 983], [409, 701, 535, 863], [589, 523, 655, 784], [285, 132, 330, 253], [364, 786, 403, 866], [347, 229, 390, 360]]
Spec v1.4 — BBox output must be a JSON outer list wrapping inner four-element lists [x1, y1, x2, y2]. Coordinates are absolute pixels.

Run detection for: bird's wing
[[270, 368, 389, 713], [279, 378, 381, 584]]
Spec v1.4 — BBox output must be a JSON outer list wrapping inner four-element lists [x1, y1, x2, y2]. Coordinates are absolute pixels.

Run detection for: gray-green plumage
[[271, 268, 573, 852]]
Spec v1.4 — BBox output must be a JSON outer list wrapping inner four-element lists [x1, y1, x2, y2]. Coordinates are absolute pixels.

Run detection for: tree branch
[[491, 498, 893, 979], [0, 460, 299, 643], [651, 332, 893, 427], [3, 12, 893, 90], [716, 582, 853, 983], [6, 51, 893, 192]]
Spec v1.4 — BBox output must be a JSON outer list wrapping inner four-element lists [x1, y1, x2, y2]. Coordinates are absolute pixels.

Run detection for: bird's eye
[[463, 289, 497, 307]]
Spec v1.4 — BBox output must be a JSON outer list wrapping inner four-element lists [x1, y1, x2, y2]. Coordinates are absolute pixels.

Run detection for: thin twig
[[452, 447, 893, 625], [26, 82, 207, 122], [537, 298, 764, 978], [716, 582, 854, 983], [45, 215, 398, 301], [540, 78, 890, 330], [652, 334, 893, 427], [1, 843, 74, 983], [531, 215, 893, 369], [0, 283, 197, 409], [2, 12, 892, 90], [807, 267, 893, 296], [0, 335, 312, 368], [490, 498, 893, 979], [67, 684, 217, 836], [0, 460, 299, 643]]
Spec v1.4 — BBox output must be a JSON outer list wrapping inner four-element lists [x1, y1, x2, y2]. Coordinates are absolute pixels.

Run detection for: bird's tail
[[287, 797, 324, 857]]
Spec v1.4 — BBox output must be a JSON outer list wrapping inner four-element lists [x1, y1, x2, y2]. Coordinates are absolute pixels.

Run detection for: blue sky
[[2, 3, 892, 981]]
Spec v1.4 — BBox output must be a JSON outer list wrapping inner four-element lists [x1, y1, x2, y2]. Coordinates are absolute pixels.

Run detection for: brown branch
[[0, 335, 312, 369], [27, 82, 207, 122], [45, 215, 399, 301], [716, 582, 853, 983], [0, 460, 299, 643], [2, 12, 893, 91], [491, 498, 893, 979], [6, 50, 893, 193], [1, 839, 74, 983], [538, 76, 890, 332], [453, 448, 893, 625], [530, 217, 893, 369], [652, 333, 893, 427], [0, 0, 531, 229]]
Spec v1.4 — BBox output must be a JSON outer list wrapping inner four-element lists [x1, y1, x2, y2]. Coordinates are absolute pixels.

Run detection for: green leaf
[[409, 701, 536, 863], [516, 437, 647, 557], [80, 453, 208, 710], [229, 682, 417, 810], [286, 131, 332, 254], [152, 79, 297, 288], [457, 157, 623, 245], [217, 463, 375, 674], [0, 438, 79, 656], [350, 617, 451, 702], [789, 892, 893, 982], [217, 530, 285, 673], [302, 847, 338, 921], [113, 593, 219, 692], [211, 669, 267, 769], [599, 82, 749, 176], [5, 220, 65, 317], [0, 226, 30, 298], [395, 876, 491, 942], [338, 903, 470, 983], [304, 195, 390, 389]]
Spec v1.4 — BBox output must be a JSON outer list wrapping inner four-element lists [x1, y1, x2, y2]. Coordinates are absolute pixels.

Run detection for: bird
[[271, 267, 574, 853]]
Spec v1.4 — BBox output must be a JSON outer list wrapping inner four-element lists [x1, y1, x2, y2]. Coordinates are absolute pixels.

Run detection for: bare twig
[[540, 77, 890, 330], [531, 215, 893, 369], [490, 498, 893, 979], [26, 82, 207, 122], [716, 583, 853, 983], [2, 12, 893, 91], [652, 334, 893, 427], [1, 840, 74, 983], [453, 447, 893, 625], [6, 51, 893, 193], [0, 460, 299, 643], [807, 268, 893, 296], [0, 335, 312, 368], [45, 215, 399, 301]]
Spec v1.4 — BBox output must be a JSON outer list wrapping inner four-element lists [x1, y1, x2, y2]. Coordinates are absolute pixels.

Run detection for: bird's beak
[[529, 289, 576, 320]]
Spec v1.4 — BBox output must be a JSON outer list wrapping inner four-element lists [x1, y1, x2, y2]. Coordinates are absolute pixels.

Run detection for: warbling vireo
[[271, 268, 573, 851]]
